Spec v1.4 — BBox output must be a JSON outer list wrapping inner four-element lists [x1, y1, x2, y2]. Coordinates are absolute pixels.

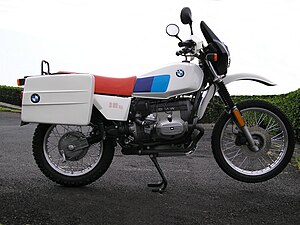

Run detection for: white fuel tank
[[132, 63, 204, 99]]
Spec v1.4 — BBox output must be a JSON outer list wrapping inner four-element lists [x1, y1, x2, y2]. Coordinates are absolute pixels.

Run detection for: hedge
[[236, 89, 300, 142], [0, 85, 23, 106], [0, 85, 299, 140], [201, 88, 300, 141]]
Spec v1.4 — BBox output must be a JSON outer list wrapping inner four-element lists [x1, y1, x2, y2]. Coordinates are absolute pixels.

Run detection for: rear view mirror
[[166, 24, 182, 41], [180, 7, 193, 35], [180, 7, 192, 25], [166, 24, 180, 37]]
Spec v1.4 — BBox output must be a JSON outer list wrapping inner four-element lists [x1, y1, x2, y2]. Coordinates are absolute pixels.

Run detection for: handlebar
[[176, 39, 196, 56], [176, 50, 183, 56], [176, 47, 193, 56], [178, 39, 195, 48]]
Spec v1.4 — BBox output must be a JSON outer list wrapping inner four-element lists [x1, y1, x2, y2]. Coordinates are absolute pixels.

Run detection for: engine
[[128, 99, 193, 142]]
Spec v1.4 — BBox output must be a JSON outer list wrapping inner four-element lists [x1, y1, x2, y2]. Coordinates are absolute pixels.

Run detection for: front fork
[[217, 81, 259, 152]]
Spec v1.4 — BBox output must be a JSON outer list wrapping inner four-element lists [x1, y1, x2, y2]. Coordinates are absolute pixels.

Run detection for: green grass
[[293, 156, 300, 170], [0, 106, 21, 113]]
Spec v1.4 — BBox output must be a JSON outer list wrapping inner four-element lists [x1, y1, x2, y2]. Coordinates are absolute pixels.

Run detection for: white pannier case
[[21, 74, 94, 125]]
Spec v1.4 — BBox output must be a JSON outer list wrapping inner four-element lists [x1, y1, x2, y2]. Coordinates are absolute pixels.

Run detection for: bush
[[200, 89, 300, 142], [0, 84, 299, 141], [200, 96, 224, 123], [232, 89, 300, 141], [0, 85, 23, 106]]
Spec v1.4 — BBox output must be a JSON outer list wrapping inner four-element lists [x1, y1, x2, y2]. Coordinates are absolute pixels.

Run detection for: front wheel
[[32, 124, 115, 186], [212, 100, 295, 183]]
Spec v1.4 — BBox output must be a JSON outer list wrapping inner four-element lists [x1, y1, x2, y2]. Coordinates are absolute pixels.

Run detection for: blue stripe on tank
[[151, 75, 170, 92], [133, 77, 153, 92], [133, 74, 170, 93]]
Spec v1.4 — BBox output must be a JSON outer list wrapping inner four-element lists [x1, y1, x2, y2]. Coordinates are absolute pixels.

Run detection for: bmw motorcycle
[[18, 7, 295, 193]]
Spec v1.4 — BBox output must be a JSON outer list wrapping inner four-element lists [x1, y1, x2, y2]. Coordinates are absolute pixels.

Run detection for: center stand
[[148, 154, 168, 193]]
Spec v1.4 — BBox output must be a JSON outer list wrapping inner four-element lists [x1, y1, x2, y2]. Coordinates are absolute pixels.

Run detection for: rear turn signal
[[17, 78, 25, 86]]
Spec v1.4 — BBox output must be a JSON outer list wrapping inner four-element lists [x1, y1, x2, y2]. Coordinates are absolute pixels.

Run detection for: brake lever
[[178, 40, 195, 48], [176, 47, 193, 56], [176, 50, 183, 56]]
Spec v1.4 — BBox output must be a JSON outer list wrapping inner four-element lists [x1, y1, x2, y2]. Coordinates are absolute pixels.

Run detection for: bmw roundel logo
[[176, 69, 185, 77], [31, 94, 40, 103]]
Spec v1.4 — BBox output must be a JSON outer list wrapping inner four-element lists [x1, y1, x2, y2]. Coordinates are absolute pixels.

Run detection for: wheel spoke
[[219, 105, 289, 177], [43, 124, 103, 177], [223, 142, 237, 151], [47, 144, 58, 154], [226, 149, 242, 161], [271, 131, 284, 141], [256, 113, 267, 126], [239, 156, 248, 168], [266, 118, 279, 132]]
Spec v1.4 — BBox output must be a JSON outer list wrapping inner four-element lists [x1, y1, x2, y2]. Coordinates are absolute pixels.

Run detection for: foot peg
[[148, 154, 168, 193]]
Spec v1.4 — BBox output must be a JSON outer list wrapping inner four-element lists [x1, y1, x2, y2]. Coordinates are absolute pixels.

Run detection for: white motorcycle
[[18, 7, 295, 193]]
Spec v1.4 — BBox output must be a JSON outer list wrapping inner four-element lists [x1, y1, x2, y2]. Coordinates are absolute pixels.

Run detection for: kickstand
[[148, 154, 168, 193]]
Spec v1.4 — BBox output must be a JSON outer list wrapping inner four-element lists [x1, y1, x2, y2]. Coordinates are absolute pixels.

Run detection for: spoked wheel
[[33, 123, 115, 186], [212, 100, 295, 182]]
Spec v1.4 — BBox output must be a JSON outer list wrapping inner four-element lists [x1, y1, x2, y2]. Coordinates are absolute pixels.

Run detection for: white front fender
[[223, 73, 276, 86]]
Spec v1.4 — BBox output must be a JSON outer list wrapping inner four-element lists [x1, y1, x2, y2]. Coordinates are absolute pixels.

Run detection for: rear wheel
[[33, 123, 115, 186], [212, 100, 295, 182]]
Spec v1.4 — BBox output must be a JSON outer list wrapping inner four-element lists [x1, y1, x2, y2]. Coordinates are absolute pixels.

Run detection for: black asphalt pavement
[[0, 111, 299, 225]]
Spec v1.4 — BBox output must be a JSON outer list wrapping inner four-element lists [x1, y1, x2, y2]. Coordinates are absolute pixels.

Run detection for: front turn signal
[[232, 108, 245, 128], [206, 53, 218, 62]]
